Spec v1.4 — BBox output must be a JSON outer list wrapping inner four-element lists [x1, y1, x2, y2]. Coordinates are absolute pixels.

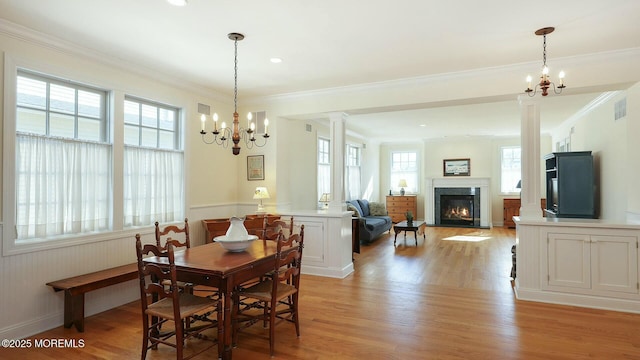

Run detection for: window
[[317, 137, 331, 204], [390, 151, 418, 193], [123, 97, 184, 226], [501, 146, 521, 193], [15, 71, 111, 241], [345, 144, 361, 200]]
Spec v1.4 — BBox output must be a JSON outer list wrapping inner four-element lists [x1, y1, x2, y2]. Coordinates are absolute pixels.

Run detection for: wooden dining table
[[143, 239, 279, 360]]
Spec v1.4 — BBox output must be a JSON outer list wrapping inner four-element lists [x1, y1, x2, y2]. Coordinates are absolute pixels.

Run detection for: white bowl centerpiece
[[214, 216, 258, 252]]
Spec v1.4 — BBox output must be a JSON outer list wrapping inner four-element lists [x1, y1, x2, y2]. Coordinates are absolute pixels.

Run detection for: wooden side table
[[393, 220, 426, 246]]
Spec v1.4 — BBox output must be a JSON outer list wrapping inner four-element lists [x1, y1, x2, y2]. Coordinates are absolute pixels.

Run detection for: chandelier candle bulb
[[213, 113, 218, 131], [247, 112, 252, 129], [264, 118, 269, 134], [200, 114, 205, 132]]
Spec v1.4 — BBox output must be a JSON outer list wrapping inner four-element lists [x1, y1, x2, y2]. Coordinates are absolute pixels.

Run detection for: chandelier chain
[[542, 35, 547, 67], [234, 38, 238, 113]]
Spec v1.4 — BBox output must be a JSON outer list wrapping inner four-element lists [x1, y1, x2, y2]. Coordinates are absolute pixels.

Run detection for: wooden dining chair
[[135, 235, 223, 360], [264, 216, 294, 240], [155, 218, 190, 250], [232, 225, 305, 356], [155, 219, 194, 294]]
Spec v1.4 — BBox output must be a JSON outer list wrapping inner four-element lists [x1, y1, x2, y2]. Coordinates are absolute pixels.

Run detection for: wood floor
[[4, 226, 640, 359]]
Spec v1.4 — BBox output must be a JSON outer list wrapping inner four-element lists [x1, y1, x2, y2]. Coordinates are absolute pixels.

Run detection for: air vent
[[306, 124, 312, 132], [197, 103, 210, 115], [614, 97, 626, 121]]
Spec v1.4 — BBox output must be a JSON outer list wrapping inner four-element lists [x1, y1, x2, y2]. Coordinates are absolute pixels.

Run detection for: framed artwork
[[443, 158, 470, 177], [247, 155, 265, 180]]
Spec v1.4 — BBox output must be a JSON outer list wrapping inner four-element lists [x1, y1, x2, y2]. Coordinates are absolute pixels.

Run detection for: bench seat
[[46, 263, 138, 332]]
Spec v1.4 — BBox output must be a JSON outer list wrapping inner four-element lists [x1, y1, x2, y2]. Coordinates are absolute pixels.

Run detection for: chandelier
[[199, 33, 269, 155], [525, 27, 566, 97]]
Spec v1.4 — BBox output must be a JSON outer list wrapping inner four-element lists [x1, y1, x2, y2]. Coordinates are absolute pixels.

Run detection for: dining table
[[143, 239, 280, 360]]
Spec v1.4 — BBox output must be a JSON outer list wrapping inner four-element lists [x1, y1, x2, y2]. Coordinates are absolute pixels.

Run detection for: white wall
[[550, 85, 640, 221], [0, 30, 246, 339]]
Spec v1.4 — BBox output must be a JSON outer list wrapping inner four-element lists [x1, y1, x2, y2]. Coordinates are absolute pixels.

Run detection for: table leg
[[222, 287, 233, 360], [414, 230, 418, 245], [394, 228, 400, 246]]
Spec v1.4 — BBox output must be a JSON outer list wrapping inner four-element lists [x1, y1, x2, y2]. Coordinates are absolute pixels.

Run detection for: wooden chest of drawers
[[503, 198, 547, 228], [386, 195, 417, 223]]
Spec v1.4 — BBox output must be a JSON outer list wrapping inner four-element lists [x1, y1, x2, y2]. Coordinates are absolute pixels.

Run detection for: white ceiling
[[1, 0, 639, 141]]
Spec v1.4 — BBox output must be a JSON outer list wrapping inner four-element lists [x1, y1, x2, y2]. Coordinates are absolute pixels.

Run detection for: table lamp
[[319, 193, 330, 210], [253, 187, 270, 214], [398, 179, 408, 196]]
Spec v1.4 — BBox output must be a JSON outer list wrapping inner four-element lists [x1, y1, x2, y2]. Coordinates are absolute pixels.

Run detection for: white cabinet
[[544, 231, 639, 298]]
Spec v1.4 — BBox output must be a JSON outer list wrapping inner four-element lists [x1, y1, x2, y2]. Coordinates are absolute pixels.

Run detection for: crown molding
[[0, 18, 230, 104]]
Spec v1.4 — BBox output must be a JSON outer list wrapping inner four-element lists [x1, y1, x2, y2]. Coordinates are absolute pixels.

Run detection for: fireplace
[[426, 177, 491, 228], [434, 187, 481, 228]]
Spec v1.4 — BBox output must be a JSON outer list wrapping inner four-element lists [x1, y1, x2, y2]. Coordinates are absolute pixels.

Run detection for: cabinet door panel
[[591, 235, 639, 294], [548, 233, 591, 289]]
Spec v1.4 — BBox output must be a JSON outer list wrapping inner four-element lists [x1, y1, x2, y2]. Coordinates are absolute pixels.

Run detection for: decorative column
[[518, 96, 543, 219], [328, 112, 347, 212]]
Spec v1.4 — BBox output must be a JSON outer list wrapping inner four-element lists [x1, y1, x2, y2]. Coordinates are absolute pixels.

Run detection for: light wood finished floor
[[3, 226, 640, 359]]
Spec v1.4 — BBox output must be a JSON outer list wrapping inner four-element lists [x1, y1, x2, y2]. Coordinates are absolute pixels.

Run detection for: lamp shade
[[253, 187, 270, 199], [516, 180, 522, 189], [319, 193, 330, 202], [398, 179, 408, 188]]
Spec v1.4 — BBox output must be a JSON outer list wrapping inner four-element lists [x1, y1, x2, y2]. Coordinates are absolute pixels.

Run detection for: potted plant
[[405, 211, 413, 225]]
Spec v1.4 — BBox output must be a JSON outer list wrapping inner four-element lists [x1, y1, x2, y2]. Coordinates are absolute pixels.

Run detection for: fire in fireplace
[[434, 187, 481, 228]]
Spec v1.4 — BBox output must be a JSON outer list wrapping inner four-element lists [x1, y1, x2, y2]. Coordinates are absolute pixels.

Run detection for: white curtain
[[346, 165, 361, 200], [16, 133, 111, 240], [123, 146, 184, 226], [317, 164, 330, 204]]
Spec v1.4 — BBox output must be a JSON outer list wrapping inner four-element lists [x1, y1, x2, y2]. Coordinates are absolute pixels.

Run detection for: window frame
[[2, 55, 187, 256], [390, 150, 419, 194], [317, 137, 331, 206], [345, 143, 362, 200], [500, 145, 522, 195]]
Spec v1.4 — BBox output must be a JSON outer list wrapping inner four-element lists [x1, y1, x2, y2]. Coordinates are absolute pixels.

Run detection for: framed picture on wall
[[443, 158, 470, 177], [247, 155, 265, 180]]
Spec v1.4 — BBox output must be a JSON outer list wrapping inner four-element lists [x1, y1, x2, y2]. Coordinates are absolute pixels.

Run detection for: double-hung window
[[123, 97, 184, 226], [390, 151, 418, 193], [317, 137, 331, 203], [501, 146, 521, 193], [345, 144, 361, 200], [15, 70, 111, 242]]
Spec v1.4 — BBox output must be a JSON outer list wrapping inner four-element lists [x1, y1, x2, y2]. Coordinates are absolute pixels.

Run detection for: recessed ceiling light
[[270, 58, 282, 64], [167, 0, 187, 6], [419, 124, 426, 127]]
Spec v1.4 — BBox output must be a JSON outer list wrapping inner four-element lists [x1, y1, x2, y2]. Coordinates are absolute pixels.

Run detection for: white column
[[328, 112, 347, 212], [518, 96, 543, 219]]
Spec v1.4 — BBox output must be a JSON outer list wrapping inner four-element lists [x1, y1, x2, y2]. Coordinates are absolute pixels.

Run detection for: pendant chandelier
[[525, 27, 566, 97], [199, 33, 269, 155]]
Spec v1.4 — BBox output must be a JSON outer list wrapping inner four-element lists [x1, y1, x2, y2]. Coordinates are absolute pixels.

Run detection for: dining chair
[[155, 219, 194, 295], [155, 218, 190, 250], [232, 224, 305, 356], [264, 216, 294, 240], [135, 235, 223, 360]]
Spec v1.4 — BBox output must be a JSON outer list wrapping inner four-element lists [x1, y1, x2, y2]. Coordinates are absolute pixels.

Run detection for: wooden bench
[[46, 263, 138, 332]]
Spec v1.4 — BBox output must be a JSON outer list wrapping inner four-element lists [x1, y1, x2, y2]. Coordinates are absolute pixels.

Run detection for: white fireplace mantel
[[426, 177, 492, 228]]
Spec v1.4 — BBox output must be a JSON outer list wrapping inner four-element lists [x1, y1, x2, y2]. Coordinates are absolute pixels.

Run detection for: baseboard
[[514, 287, 640, 314], [302, 263, 354, 279]]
